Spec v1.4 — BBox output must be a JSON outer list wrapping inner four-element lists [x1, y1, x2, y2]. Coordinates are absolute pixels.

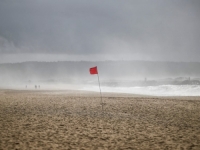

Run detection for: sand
[[0, 89, 200, 149]]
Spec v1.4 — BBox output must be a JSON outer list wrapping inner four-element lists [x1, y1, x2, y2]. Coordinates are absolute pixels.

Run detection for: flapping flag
[[90, 66, 98, 74], [89, 66, 103, 112]]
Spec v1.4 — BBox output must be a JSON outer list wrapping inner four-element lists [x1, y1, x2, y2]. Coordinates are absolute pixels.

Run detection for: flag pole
[[97, 73, 103, 112]]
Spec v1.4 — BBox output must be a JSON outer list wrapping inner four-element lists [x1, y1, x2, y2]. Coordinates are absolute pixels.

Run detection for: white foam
[[81, 85, 200, 96]]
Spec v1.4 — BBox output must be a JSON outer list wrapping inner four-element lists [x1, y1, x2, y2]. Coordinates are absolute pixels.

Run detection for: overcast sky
[[0, 0, 200, 63]]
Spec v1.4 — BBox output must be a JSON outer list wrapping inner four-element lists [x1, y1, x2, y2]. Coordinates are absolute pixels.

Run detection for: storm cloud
[[0, 0, 200, 62]]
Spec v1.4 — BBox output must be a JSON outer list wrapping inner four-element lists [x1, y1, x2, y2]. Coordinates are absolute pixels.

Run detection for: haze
[[0, 0, 200, 95]]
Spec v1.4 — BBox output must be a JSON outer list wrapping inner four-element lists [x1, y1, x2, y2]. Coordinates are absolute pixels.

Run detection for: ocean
[[82, 85, 200, 96]]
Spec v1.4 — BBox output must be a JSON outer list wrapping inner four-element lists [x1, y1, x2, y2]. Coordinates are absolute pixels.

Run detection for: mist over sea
[[0, 61, 200, 96], [1, 81, 200, 96]]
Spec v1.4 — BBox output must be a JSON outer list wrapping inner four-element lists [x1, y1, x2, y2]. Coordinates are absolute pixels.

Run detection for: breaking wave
[[82, 85, 200, 96]]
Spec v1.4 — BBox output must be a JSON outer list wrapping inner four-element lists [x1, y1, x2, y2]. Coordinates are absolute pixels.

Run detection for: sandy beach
[[0, 89, 200, 149]]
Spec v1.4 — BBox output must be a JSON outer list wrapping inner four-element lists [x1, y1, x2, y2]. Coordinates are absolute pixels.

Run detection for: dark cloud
[[0, 0, 200, 62]]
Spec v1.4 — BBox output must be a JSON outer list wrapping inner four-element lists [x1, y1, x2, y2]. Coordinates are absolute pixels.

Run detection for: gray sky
[[0, 0, 200, 63]]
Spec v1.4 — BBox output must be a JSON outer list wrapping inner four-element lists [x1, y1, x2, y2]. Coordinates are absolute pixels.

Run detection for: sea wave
[[81, 85, 200, 96]]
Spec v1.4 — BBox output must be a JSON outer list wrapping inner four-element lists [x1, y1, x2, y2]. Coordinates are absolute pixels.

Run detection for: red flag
[[90, 66, 98, 74]]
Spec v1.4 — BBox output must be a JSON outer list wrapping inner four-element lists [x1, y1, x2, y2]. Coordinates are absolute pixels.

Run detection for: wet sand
[[0, 89, 200, 149]]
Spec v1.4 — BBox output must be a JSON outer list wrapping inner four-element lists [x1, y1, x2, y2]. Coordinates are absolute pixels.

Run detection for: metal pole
[[97, 73, 103, 112]]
